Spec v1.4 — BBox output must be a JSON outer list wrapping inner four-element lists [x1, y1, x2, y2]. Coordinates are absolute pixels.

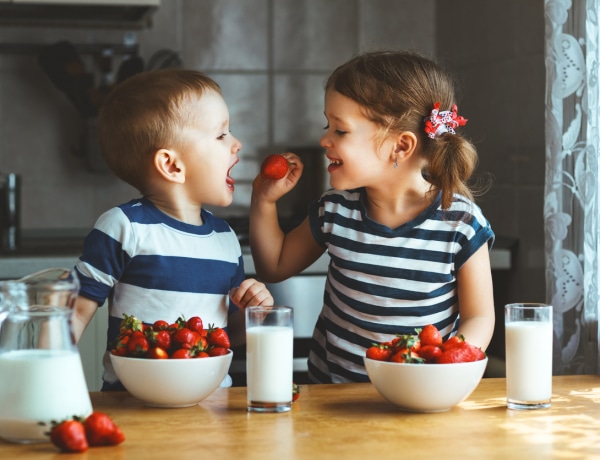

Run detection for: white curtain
[[544, 0, 600, 374]]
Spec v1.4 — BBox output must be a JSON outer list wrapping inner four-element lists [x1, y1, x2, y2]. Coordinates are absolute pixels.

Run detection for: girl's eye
[[323, 124, 346, 135], [217, 132, 228, 140]]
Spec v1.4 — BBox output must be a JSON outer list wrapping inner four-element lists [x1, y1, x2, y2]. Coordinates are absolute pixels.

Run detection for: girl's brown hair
[[325, 50, 478, 210], [97, 69, 222, 192]]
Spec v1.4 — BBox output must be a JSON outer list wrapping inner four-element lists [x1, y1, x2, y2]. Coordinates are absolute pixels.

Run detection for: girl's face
[[320, 90, 393, 191], [179, 90, 242, 208]]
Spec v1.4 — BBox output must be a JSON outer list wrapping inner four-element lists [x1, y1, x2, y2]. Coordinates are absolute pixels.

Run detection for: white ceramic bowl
[[364, 356, 488, 413], [110, 351, 233, 408]]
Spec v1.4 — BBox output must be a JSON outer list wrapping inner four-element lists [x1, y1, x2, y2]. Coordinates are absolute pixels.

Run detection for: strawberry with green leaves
[[207, 324, 231, 349], [366, 343, 393, 361]]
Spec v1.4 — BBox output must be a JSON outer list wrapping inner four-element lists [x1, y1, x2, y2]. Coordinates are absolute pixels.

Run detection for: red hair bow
[[424, 102, 468, 139]]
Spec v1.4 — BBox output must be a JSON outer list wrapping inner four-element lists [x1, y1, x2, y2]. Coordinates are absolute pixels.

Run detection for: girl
[[250, 50, 495, 383]]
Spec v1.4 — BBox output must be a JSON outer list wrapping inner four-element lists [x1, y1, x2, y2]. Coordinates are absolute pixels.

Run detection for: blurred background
[[0, 0, 544, 331]]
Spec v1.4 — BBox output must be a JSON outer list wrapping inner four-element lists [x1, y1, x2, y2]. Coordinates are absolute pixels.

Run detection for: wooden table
[[2, 375, 600, 459]]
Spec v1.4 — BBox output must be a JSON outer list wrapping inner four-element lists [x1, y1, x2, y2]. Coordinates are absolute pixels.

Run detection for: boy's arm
[[72, 295, 100, 343]]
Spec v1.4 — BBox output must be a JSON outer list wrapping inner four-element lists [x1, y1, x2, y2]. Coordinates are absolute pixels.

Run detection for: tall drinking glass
[[505, 303, 553, 410], [246, 306, 293, 413]]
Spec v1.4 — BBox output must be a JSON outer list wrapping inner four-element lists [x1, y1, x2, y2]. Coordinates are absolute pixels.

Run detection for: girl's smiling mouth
[[327, 157, 343, 173]]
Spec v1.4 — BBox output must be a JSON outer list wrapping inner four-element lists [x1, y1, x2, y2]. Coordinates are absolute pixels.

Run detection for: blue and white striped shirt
[[75, 197, 244, 388], [306, 188, 494, 383]]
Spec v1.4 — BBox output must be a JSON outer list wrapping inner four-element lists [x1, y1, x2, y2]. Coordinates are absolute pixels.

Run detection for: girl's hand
[[252, 152, 304, 203], [230, 278, 274, 310]]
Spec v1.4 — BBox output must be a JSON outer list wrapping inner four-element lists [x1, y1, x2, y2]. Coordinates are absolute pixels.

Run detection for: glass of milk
[[246, 306, 294, 413], [505, 303, 553, 410]]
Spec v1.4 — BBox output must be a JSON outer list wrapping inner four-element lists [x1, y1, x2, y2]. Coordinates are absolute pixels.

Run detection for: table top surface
[[2, 375, 600, 459]]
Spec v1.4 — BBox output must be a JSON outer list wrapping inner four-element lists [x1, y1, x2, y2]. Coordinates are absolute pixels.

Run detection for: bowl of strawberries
[[364, 325, 488, 413], [109, 314, 233, 408]]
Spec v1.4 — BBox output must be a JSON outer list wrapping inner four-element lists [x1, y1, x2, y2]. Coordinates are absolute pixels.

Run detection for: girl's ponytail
[[426, 133, 478, 210]]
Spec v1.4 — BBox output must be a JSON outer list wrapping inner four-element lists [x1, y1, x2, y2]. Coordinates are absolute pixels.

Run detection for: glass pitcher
[[0, 268, 93, 444]]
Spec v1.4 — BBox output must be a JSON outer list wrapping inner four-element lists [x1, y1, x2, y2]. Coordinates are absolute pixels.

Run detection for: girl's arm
[[455, 244, 496, 350], [250, 153, 324, 283]]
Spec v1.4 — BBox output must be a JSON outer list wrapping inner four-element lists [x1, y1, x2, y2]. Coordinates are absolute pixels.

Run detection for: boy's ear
[[393, 131, 418, 161], [153, 149, 185, 183]]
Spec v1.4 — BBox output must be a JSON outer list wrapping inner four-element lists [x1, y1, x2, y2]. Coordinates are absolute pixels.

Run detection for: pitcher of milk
[[0, 268, 93, 444]]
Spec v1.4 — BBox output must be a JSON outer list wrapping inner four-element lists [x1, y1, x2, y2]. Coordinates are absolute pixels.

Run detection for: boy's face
[[179, 90, 242, 208]]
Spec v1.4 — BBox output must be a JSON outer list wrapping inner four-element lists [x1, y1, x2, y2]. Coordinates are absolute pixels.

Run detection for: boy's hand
[[252, 152, 303, 203], [230, 278, 274, 310]]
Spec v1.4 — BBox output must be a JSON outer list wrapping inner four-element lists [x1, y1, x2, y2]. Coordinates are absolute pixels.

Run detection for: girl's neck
[[363, 179, 436, 229]]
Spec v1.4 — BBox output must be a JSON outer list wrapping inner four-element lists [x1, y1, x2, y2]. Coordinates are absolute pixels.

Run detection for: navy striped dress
[[306, 188, 494, 383], [75, 197, 245, 388]]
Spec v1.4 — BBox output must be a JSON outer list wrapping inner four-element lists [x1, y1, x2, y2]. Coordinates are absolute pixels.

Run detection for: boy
[[73, 69, 273, 390]]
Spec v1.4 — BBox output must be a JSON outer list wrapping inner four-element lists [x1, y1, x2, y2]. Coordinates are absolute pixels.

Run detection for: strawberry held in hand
[[260, 154, 289, 180]]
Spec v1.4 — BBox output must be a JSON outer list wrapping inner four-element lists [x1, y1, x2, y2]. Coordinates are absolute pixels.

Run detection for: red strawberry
[[152, 319, 169, 331], [437, 342, 485, 363], [148, 346, 169, 359], [419, 344, 443, 362], [126, 332, 150, 357], [390, 347, 424, 363], [84, 412, 125, 447], [49, 419, 88, 453], [110, 334, 130, 356], [119, 313, 143, 335], [207, 346, 229, 357], [186, 316, 204, 334], [147, 329, 171, 350], [441, 334, 465, 351], [366, 344, 392, 361], [418, 324, 443, 346], [207, 325, 231, 349], [172, 327, 201, 350], [260, 154, 289, 180], [292, 382, 300, 402], [171, 348, 192, 359]]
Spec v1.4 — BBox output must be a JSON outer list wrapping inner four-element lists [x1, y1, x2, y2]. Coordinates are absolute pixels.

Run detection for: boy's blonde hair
[[98, 69, 222, 192]]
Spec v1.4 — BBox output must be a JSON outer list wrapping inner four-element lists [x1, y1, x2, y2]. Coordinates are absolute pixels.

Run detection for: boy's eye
[[217, 132, 228, 140]]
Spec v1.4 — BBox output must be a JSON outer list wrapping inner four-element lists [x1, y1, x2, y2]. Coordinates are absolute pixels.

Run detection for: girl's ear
[[153, 149, 185, 183], [393, 131, 418, 161]]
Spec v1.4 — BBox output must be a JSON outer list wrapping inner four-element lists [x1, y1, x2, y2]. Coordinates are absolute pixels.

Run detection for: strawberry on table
[[83, 412, 125, 447], [260, 154, 289, 180], [49, 419, 88, 453]]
